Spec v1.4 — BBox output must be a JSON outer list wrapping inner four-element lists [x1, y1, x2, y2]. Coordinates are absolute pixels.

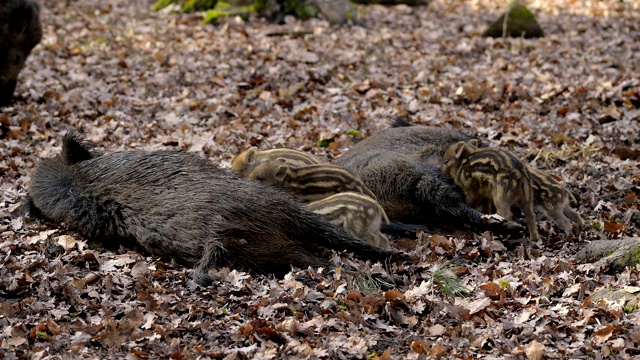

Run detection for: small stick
[[595, 187, 636, 200]]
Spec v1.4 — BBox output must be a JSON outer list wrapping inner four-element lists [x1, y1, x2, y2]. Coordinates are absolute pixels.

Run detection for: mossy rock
[[590, 288, 639, 313], [482, 0, 544, 39], [576, 237, 640, 271], [153, 0, 354, 24]]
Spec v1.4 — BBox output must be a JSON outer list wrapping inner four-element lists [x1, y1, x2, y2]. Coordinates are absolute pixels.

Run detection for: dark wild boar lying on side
[[0, 0, 42, 106], [22, 132, 401, 286]]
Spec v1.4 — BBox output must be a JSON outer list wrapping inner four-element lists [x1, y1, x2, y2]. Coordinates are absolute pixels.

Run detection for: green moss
[[316, 138, 335, 148], [482, 0, 544, 38], [346, 8, 356, 21], [36, 331, 49, 341], [154, 0, 218, 13], [498, 280, 510, 289], [154, 0, 351, 24], [298, 3, 319, 19], [254, 0, 269, 11], [182, 0, 198, 12], [334, 297, 349, 311], [630, 246, 640, 266], [203, 9, 230, 23], [240, 4, 258, 13], [346, 129, 362, 136], [152, 0, 176, 12], [591, 221, 602, 231], [282, 0, 297, 12], [202, 0, 253, 24], [183, 0, 218, 12]]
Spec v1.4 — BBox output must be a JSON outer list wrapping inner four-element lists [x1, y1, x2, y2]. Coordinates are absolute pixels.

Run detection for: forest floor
[[1, 0, 640, 358]]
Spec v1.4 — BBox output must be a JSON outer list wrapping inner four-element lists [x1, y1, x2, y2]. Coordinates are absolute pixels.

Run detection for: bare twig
[[596, 187, 636, 200]]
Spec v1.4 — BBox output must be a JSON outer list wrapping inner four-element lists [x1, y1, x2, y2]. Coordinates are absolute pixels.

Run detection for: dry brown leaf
[[524, 340, 545, 360], [428, 324, 446, 336], [410, 340, 429, 354], [604, 221, 624, 234]]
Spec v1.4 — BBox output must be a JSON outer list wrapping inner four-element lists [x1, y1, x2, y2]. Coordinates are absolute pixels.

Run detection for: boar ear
[[467, 139, 480, 149], [454, 142, 468, 159], [273, 165, 289, 182], [245, 147, 258, 164]]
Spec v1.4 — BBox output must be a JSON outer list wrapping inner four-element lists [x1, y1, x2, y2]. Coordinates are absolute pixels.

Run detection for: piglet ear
[[454, 141, 468, 159], [273, 165, 289, 182], [467, 139, 480, 149], [245, 147, 258, 163]]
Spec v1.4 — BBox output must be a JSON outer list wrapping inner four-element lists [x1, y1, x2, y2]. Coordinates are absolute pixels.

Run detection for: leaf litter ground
[[1, 0, 640, 358]]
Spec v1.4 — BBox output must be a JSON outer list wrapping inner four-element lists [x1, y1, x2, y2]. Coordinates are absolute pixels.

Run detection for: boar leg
[[192, 240, 226, 287], [564, 206, 584, 227], [366, 214, 390, 249], [547, 206, 575, 235], [521, 202, 541, 242], [466, 193, 488, 213]]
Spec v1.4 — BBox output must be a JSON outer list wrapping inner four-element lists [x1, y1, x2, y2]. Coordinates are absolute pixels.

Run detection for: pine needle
[[432, 266, 472, 298]]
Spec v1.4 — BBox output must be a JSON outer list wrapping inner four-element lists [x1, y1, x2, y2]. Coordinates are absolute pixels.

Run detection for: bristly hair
[[390, 117, 413, 128], [61, 131, 99, 165]]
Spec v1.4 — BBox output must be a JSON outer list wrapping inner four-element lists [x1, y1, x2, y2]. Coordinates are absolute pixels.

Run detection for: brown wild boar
[[528, 167, 585, 235], [335, 120, 523, 235], [22, 132, 401, 286], [306, 192, 391, 249], [441, 141, 541, 242], [0, 0, 42, 106], [232, 146, 321, 177], [247, 162, 377, 203], [463, 139, 584, 236]]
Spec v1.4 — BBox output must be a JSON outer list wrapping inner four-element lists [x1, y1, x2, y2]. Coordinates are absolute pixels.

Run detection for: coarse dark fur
[[22, 132, 400, 286], [336, 121, 488, 232], [0, 0, 42, 106]]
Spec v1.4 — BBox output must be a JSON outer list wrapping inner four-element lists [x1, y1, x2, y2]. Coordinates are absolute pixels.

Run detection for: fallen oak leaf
[[593, 325, 624, 345], [479, 282, 505, 300], [455, 297, 491, 315], [428, 324, 446, 336], [430, 344, 447, 357], [56, 234, 86, 250], [603, 221, 624, 234], [524, 340, 545, 360], [410, 340, 429, 354]]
